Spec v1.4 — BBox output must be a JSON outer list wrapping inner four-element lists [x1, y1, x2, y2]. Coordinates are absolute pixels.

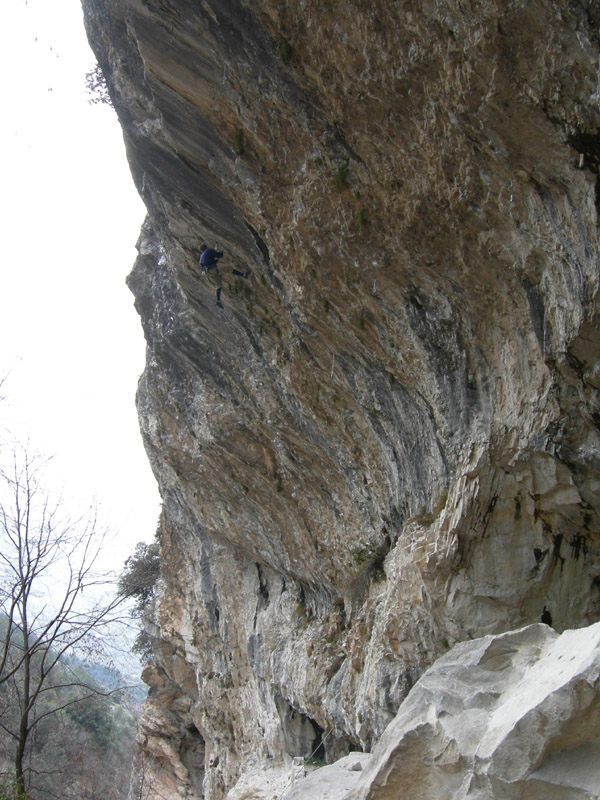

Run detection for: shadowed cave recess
[[82, 1, 600, 797]]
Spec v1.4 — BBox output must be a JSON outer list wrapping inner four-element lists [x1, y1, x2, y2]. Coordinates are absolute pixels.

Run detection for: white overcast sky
[[0, 0, 161, 569]]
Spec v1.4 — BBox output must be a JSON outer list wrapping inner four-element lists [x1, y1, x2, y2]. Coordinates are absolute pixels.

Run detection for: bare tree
[[0, 444, 128, 799]]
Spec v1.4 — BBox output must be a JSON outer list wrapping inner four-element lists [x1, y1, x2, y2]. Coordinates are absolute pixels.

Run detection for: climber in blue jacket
[[199, 244, 252, 308], [199, 245, 224, 274]]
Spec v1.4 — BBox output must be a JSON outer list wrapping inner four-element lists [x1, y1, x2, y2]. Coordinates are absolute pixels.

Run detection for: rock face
[[81, 0, 600, 798], [289, 623, 600, 800]]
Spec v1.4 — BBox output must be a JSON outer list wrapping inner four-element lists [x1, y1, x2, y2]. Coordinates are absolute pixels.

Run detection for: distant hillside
[[64, 652, 147, 707], [0, 617, 140, 799]]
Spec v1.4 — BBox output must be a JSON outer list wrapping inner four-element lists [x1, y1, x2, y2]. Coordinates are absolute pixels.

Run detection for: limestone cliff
[[81, 1, 600, 798]]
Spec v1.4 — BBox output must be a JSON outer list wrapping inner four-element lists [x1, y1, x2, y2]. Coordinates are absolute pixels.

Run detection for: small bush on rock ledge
[[119, 538, 161, 661]]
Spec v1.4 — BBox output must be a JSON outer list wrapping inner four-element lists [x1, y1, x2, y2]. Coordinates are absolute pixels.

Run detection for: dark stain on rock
[[552, 533, 565, 570], [570, 534, 587, 560], [569, 130, 600, 211]]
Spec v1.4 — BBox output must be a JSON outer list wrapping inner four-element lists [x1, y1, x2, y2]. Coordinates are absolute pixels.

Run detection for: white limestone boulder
[[346, 622, 600, 800], [281, 753, 372, 800]]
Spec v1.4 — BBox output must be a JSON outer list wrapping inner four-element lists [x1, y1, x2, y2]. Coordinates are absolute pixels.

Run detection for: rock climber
[[199, 244, 224, 274], [199, 245, 252, 308]]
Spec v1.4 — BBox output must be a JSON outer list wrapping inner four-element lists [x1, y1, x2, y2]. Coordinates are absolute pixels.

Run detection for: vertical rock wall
[[82, 1, 600, 797]]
